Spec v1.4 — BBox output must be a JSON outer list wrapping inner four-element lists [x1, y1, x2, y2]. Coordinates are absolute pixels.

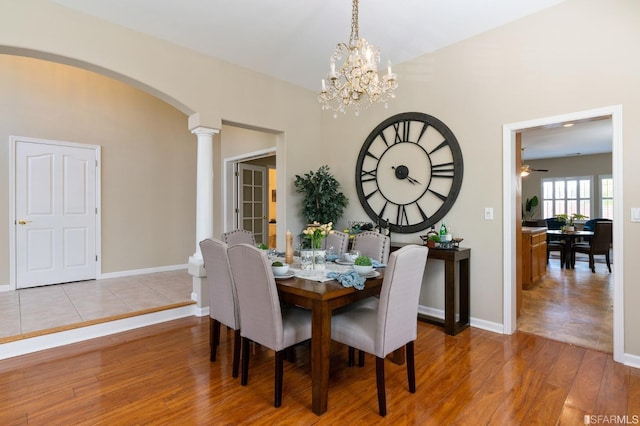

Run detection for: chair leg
[[606, 252, 612, 273], [348, 346, 355, 367], [232, 329, 241, 378], [210, 318, 221, 362], [375, 357, 387, 417], [589, 254, 595, 273], [406, 341, 416, 393], [241, 337, 250, 386], [358, 350, 365, 367], [275, 350, 284, 407]]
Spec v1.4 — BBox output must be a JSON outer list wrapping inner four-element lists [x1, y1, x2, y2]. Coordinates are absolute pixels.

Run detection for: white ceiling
[[50, 0, 566, 91], [49, 0, 611, 160]]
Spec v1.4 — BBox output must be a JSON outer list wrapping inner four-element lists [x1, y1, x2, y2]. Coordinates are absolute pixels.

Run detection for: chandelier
[[318, 0, 398, 116]]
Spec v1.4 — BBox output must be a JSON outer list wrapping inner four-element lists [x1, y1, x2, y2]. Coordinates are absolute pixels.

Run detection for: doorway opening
[[502, 105, 624, 363], [223, 149, 276, 246]]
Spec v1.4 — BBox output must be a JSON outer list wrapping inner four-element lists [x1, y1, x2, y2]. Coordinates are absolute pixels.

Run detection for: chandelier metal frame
[[318, 0, 398, 116]]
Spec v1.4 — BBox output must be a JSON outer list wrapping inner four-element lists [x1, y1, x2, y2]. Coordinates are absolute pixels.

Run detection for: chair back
[[323, 230, 349, 256], [375, 245, 429, 357], [227, 243, 284, 350], [545, 217, 564, 230], [199, 238, 240, 330], [352, 231, 390, 264], [591, 221, 613, 254], [223, 229, 256, 246], [584, 218, 612, 232]]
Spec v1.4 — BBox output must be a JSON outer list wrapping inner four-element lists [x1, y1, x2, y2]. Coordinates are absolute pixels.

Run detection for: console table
[[391, 244, 471, 335]]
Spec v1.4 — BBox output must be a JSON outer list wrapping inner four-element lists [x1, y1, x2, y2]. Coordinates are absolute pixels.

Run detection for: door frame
[[502, 105, 624, 363], [7, 136, 102, 292]]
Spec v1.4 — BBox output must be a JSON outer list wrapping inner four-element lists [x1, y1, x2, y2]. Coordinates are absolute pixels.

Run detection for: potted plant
[[427, 234, 440, 248], [294, 165, 348, 225], [353, 255, 373, 275], [523, 196, 539, 222], [555, 213, 588, 232]]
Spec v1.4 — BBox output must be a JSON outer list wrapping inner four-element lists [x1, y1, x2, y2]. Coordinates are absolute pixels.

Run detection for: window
[[542, 176, 592, 219], [600, 175, 613, 219]]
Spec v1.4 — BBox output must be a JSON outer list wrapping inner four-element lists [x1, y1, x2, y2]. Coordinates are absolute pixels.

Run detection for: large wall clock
[[355, 112, 464, 234]]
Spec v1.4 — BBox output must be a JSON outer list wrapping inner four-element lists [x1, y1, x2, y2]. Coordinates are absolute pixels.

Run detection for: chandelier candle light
[[318, 0, 398, 116]]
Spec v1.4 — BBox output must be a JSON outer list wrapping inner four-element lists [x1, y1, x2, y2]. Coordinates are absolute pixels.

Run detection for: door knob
[[17, 219, 32, 225]]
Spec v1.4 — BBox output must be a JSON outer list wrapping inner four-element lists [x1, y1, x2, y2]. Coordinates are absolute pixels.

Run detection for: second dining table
[[275, 268, 386, 415], [546, 229, 594, 268]]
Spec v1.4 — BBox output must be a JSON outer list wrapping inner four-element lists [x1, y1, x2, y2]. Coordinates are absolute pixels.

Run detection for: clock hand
[[392, 166, 421, 185], [406, 175, 421, 185]]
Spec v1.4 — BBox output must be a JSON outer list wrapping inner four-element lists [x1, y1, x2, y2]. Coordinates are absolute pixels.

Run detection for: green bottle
[[439, 221, 447, 242]]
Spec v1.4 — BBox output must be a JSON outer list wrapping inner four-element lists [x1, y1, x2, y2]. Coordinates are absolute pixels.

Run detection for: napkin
[[327, 270, 366, 290], [371, 259, 386, 268], [326, 254, 341, 262]]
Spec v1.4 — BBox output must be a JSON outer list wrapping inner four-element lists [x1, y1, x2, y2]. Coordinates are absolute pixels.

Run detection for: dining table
[[546, 229, 594, 268], [275, 265, 386, 415]]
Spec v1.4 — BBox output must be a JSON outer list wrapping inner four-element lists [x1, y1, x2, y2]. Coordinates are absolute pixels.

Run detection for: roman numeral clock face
[[356, 112, 464, 233]]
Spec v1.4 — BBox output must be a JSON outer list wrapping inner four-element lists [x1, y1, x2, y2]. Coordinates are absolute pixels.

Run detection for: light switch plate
[[484, 207, 494, 220], [632, 207, 640, 222]]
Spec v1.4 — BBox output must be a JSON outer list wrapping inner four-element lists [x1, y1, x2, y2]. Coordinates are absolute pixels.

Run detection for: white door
[[238, 163, 267, 245], [15, 139, 98, 288]]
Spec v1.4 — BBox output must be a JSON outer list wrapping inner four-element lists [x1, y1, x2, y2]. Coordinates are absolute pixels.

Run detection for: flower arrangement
[[302, 221, 333, 249]]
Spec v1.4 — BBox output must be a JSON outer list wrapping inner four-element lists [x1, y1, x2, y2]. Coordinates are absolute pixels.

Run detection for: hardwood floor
[[1, 316, 638, 425], [518, 254, 613, 353]]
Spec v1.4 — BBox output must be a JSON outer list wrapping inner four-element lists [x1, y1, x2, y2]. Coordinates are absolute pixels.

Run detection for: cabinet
[[522, 227, 547, 289]]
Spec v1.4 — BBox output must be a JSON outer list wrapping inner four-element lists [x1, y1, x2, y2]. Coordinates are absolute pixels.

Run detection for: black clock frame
[[355, 112, 464, 234]]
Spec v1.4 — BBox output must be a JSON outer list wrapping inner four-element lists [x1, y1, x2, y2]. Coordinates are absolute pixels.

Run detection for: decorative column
[[188, 126, 219, 312]]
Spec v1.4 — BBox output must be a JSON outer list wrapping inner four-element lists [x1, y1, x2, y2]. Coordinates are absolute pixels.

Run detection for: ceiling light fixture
[[318, 0, 398, 117]]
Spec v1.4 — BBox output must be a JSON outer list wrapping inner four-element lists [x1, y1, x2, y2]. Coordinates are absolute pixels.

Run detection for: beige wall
[[522, 153, 613, 219], [0, 55, 196, 278], [320, 0, 640, 355], [1, 0, 639, 358]]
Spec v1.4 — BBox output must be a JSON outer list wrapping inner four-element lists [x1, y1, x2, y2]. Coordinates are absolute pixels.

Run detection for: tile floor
[[0, 270, 193, 342], [518, 253, 613, 353]]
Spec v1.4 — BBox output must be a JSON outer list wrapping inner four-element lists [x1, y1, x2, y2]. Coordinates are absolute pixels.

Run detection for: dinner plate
[[362, 270, 380, 279], [274, 272, 295, 280], [334, 259, 354, 265]]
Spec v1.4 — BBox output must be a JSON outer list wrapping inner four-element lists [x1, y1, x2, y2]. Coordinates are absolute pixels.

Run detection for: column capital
[[190, 126, 220, 137]]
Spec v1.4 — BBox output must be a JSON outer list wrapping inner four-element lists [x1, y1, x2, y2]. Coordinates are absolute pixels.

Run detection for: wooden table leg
[[443, 257, 456, 335], [311, 300, 331, 415]]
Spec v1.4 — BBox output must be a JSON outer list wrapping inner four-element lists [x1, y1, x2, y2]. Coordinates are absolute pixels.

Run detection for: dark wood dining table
[[276, 271, 385, 415], [546, 230, 594, 268]]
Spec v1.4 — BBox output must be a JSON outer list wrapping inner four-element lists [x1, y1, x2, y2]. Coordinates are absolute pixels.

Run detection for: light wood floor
[[0, 316, 638, 425], [518, 254, 613, 353]]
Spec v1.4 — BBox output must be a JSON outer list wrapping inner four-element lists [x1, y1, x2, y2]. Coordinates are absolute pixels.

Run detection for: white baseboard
[[622, 352, 640, 369], [0, 304, 195, 361], [417, 304, 504, 335], [99, 264, 188, 279]]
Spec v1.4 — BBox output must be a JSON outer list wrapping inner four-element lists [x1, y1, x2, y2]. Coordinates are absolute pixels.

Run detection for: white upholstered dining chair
[[351, 231, 390, 264], [227, 243, 312, 407], [199, 238, 241, 378], [330, 244, 429, 416], [323, 230, 350, 256], [222, 229, 256, 246]]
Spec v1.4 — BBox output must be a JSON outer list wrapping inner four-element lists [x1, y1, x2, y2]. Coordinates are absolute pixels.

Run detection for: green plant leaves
[[294, 165, 348, 224]]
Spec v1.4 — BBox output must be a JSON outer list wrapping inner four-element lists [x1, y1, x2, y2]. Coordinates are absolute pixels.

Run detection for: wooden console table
[[391, 244, 471, 335]]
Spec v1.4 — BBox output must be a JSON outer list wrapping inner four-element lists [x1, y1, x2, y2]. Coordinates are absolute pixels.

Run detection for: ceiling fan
[[520, 147, 548, 176], [520, 164, 548, 176]]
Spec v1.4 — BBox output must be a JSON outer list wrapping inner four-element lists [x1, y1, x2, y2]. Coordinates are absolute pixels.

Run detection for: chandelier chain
[[350, 0, 359, 46]]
